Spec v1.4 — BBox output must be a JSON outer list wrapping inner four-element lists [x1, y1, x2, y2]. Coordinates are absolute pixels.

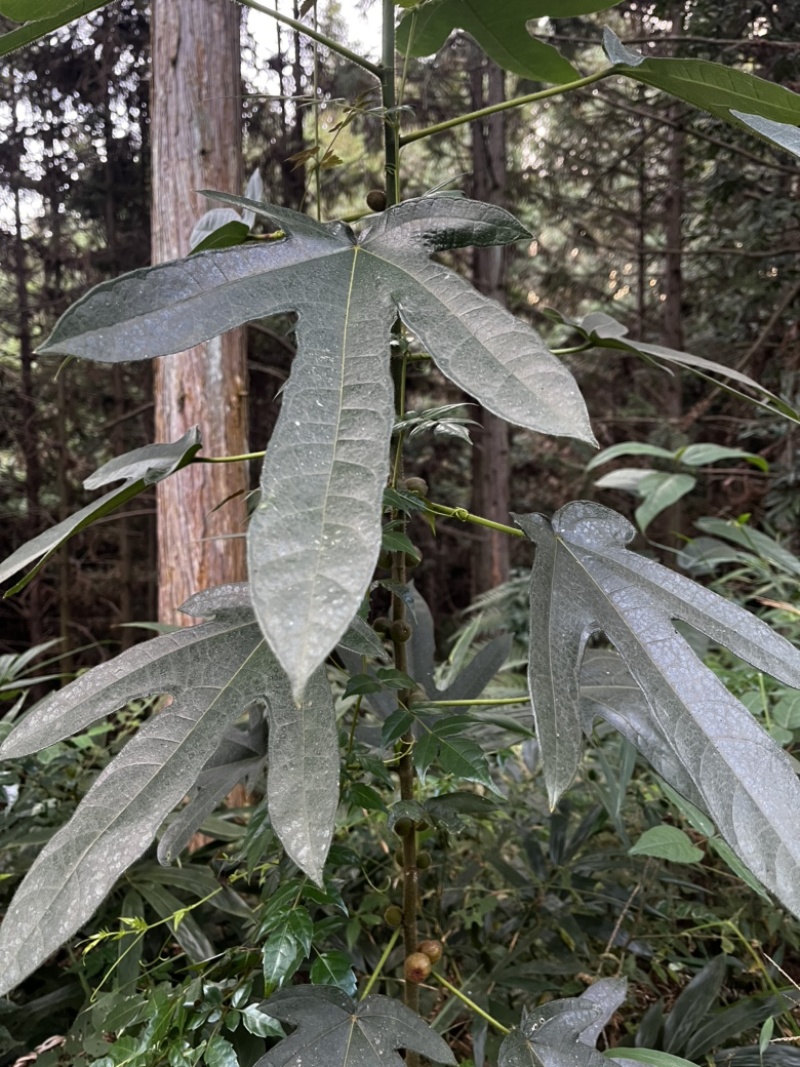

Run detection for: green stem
[[551, 341, 597, 355], [427, 502, 524, 538], [399, 69, 613, 146], [424, 697, 528, 707], [195, 451, 265, 463], [360, 926, 401, 999], [381, 0, 399, 205], [432, 971, 510, 1034], [238, 0, 381, 78]]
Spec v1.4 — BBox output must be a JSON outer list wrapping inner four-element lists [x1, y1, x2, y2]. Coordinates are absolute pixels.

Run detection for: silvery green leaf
[[0, 427, 201, 593], [580, 651, 704, 809], [337, 615, 387, 660], [242, 167, 265, 227], [254, 986, 457, 1066], [518, 502, 800, 918], [0, 585, 337, 995], [39, 197, 593, 700], [158, 716, 266, 863], [267, 662, 339, 885], [730, 111, 800, 158], [499, 985, 623, 1067]]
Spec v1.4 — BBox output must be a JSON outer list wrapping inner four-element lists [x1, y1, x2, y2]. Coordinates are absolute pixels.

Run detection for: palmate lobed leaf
[[517, 501, 800, 918], [396, 0, 621, 83], [0, 585, 338, 996], [0, 427, 201, 595], [254, 986, 456, 1067], [38, 195, 594, 700], [499, 981, 627, 1067]]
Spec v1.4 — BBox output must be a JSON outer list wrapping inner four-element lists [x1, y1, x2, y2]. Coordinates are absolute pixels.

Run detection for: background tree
[[150, 0, 249, 624]]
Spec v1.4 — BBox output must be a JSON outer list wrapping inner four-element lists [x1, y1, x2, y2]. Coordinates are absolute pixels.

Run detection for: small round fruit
[[416, 850, 432, 870], [384, 905, 403, 928], [366, 188, 387, 212], [389, 619, 412, 643], [418, 939, 443, 964], [403, 476, 428, 497], [404, 952, 432, 983], [373, 615, 391, 634], [393, 815, 414, 838]]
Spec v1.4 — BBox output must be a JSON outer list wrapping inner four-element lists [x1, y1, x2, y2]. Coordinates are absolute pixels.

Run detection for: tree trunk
[[469, 53, 510, 596], [151, 0, 249, 622]]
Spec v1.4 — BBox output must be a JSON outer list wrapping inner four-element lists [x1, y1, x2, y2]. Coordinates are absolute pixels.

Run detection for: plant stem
[[423, 697, 529, 707], [381, 0, 399, 204], [432, 971, 510, 1034], [238, 0, 381, 78], [195, 451, 265, 463], [399, 69, 612, 146], [427, 502, 525, 538], [360, 926, 401, 999]]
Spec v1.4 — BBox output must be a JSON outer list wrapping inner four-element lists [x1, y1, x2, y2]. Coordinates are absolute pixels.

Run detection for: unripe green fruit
[[419, 939, 443, 963], [373, 615, 391, 634], [366, 188, 387, 212], [384, 905, 403, 928], [390, 619, 412, 643], [393, 815, 414, 837], [416, 850, 432, 870], [404, 952, 432, 983], [403, 476, 428, 497]]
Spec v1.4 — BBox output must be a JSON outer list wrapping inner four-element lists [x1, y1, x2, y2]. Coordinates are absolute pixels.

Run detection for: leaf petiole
[[399, 69, 613, 146], [426, 502, 524, 539], [432, 970, 510, 1034]]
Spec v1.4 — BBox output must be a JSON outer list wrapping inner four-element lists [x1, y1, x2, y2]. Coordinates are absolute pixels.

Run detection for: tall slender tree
[[151, 0, 249, 622]]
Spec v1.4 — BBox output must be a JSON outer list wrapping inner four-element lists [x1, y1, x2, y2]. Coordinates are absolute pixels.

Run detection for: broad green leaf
[[634, 472, 696, 533], [190, 219, 250, 255], [730, 111, 800, 159], [310, 950, 358, 997], [586, 443, 674, 470], [396, 1, 621, 83], [1, 0, 86, 16], [242, 1005, 285, 1039], [205, 1035, 239, 1067], [0, 428, 201, 595], [677, 444, 767, 470], [628, 825, 704, 864], [0, 585, 337, 996], [40, 197, 593, 700], [694, 518, 800, 578], [609, 1051, 698, 1067], [189, 207, 246, 251], [662, 955, 726, 1055], [254, 986, 457, 1066], [262, 927, 305, 996], [0, 0, 109, 56], [603, 29, 800, 147], [517, 501, 800, 918]]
